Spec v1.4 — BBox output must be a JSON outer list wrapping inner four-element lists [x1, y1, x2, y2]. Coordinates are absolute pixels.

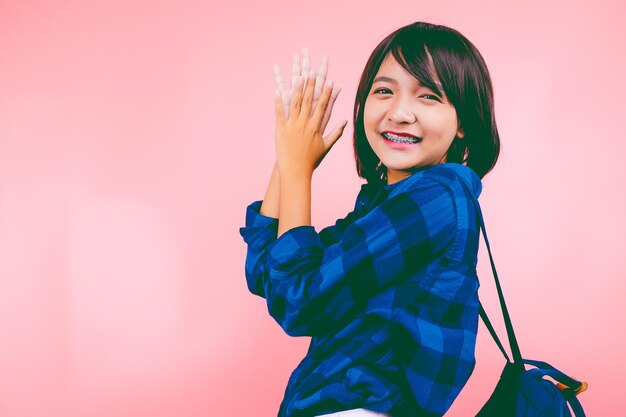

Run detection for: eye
[[420, 94, 441, 102], [373, 88, 392, 95], [373, 88, 441, 102]]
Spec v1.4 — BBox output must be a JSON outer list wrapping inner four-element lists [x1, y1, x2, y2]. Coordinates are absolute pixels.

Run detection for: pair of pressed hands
[[272, 48, 348, 176]]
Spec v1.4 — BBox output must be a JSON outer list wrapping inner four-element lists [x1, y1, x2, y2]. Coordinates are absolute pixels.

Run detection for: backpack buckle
[[556, 380, 588, 395]]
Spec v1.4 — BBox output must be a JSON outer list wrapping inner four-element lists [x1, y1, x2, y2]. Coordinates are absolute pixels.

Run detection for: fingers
[[274, 88, 285, 124], [289, 75, 304, 118], [299, 70, 317, 122], [312, 79, 337, 128], [273, 63, 290, 119], [291, 53, 300, 91], [320, 86, 341, 131], [287, 48, 329, 117], [282, 89, 291, 120], [314, 54, 328, 105], [302, 47, 311, 78], [273, 63, 286, 93], [323, 119, 348, 149], [310, 54, 328, 116], [279, 48, 336, 125]]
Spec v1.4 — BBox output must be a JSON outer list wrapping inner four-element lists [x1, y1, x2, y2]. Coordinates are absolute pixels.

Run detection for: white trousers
[[316, 408, 392, 417]]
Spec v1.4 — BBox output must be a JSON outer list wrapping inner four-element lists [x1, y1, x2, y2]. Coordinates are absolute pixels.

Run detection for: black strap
[[454, 175, 524, 370], [479, 303, 510, 362]]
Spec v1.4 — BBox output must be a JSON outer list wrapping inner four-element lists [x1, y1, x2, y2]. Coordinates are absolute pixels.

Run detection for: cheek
[[443, 107, 459, 131], [426, 109, 458, 136], [363, 99, 384, 122]]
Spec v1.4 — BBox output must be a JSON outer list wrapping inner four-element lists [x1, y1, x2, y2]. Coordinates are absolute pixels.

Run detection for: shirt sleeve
[[238, 200, 279, 298], [238, 200, 361, 299], [318, 209, 362, 247], [261, 175, 457, 337]]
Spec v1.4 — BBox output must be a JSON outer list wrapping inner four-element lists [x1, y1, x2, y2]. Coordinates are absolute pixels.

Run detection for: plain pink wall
[[1, 0, 624, 416]]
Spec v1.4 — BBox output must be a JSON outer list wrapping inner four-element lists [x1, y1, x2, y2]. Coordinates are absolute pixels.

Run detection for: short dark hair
[[353, 21, 501, 185]]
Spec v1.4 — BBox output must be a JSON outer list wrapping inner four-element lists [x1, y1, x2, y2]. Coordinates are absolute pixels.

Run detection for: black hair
[[353, 21, 501, 185]]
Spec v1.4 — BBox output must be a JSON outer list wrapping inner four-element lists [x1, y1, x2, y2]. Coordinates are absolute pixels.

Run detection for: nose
[[387, 99, 416, 124]]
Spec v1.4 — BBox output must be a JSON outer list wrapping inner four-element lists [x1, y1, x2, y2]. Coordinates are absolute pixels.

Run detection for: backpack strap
[[523, 360, 582, 387], [567, 395, 587, 417], [479, 303, 511, 363], [523, 359, 588, 395], [455, 175, 525, 370]]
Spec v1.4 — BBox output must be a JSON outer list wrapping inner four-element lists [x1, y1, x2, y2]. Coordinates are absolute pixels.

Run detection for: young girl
[[239, 21, 500, 417]]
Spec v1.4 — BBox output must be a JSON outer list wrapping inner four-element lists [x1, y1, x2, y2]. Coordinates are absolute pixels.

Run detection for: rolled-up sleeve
[[260, 176, 457, 337], [238, 200, 279, 297], [239, 200, 361, 299]]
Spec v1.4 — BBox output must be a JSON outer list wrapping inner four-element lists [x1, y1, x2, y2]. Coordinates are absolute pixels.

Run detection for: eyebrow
[[373, 76, 443, 90]]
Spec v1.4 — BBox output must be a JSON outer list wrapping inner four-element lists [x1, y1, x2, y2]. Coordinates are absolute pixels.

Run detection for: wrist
[[278, 162, 314, 178]]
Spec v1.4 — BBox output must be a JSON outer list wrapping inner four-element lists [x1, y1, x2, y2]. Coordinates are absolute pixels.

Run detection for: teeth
[[382, 133, 419, 144]]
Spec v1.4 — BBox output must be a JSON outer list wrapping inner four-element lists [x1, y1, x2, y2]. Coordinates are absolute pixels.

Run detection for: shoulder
[[393, 163, 482, 201], [382, 164, 482, 237]]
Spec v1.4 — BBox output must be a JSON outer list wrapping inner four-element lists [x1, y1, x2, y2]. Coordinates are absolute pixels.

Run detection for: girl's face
[[363, 52, 464, 185]]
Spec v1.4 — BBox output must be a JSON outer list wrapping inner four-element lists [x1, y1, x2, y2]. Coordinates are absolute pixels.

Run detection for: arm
[[241, 49, 345, 297], [238, 161, 281, 297], [262, 175, 458, 337], [277, 167, 312, 238], [260, 160, 281, 219], [239, 178, 362, 299], [240, 161, 311, 296]]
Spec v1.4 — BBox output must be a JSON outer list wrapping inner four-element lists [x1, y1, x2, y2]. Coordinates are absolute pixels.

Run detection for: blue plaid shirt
[[239, 163, 483, 417]]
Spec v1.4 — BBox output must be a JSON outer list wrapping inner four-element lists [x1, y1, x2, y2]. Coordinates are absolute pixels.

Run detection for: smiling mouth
[[381, 132, 421, 144]]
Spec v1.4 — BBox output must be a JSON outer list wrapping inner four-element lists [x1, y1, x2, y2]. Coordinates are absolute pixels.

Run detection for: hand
[[273, 47, 341, 130], [273, 48, 345, 169], [274, 68, 347, 175]]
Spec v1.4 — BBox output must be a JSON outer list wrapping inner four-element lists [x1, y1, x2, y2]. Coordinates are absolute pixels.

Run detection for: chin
[[382, 158, 423, 170]]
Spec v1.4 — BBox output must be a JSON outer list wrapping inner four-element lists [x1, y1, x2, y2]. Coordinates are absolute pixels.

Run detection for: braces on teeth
[[383, 133, 419, 144]]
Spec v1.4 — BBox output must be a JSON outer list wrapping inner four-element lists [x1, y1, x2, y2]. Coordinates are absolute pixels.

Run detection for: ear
[[456, 126, 465, 139]]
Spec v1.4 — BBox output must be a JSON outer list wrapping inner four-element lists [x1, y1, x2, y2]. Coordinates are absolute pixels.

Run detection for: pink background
[[1, 1, 624, 416]]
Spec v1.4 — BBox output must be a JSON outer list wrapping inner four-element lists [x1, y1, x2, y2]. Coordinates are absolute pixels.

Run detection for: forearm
[[260, 160, 281, 219], [277, 167, 312, 238]]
